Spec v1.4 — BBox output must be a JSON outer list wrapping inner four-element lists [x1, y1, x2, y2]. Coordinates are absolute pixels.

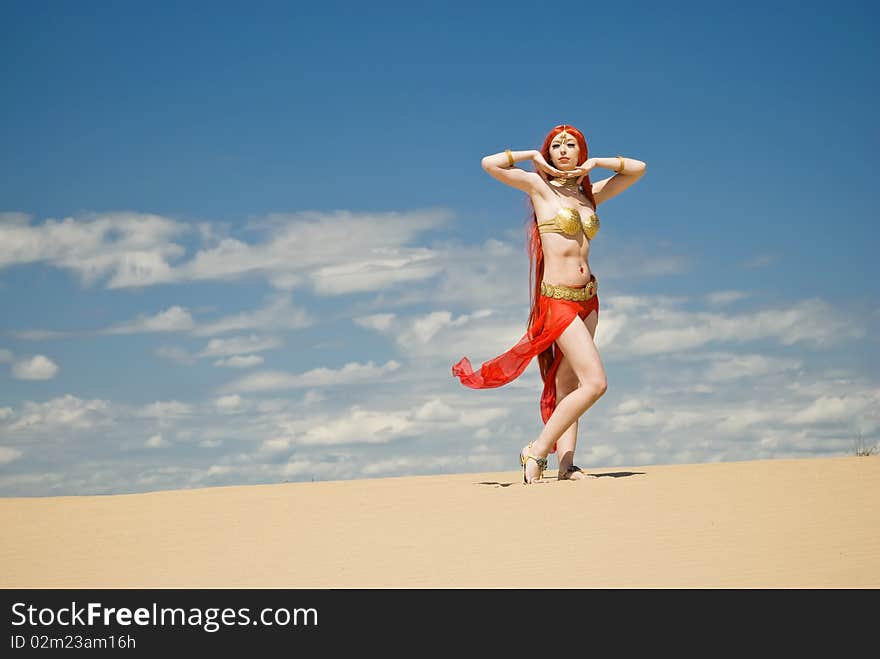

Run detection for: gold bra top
[[537, 206, 600, 240]]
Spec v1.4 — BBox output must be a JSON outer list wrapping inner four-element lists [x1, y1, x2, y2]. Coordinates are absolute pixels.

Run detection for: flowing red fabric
[[451, 293, 599, 453]]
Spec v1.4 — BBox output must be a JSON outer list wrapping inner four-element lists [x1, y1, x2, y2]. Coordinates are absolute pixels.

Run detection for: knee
[[579, 376, 607, 399]]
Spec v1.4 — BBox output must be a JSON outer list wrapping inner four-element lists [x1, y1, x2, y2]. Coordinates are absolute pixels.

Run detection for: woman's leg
[[522, 309, 606, 482], [553, 309, 600, 479], [551, 358, 580, 474]]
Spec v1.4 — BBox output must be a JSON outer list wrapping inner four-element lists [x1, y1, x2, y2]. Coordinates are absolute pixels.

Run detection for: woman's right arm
[[481, 149, 544, 194]]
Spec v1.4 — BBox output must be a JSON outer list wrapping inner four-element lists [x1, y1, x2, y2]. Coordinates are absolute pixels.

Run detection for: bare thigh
[[555, 309, 600, 390]]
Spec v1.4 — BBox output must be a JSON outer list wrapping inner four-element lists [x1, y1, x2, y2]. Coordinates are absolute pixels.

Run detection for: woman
[[452, 124, 646, 484]]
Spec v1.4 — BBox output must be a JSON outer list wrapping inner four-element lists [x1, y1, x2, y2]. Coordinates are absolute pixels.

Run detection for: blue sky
[[1, 0, 877, 496]]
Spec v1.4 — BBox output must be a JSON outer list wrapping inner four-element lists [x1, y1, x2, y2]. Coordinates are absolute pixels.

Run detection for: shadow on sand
[[478, 471, 646, 487]]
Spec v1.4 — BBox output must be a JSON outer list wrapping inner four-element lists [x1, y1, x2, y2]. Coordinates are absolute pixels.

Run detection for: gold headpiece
[[553, 125, 571, 146]]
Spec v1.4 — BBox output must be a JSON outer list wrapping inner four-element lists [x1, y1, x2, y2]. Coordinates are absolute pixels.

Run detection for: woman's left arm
[[589, 155, 648, 205], [594, 156, 647, 176]]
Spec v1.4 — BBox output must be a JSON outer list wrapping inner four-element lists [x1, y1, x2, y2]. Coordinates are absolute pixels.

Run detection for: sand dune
[[1, 455, 878, 588]]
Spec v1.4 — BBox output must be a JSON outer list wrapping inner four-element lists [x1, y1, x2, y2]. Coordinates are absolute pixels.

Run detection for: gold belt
[[540, 279, 597, 301]]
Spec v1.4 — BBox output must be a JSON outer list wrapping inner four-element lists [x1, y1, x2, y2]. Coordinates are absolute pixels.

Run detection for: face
[[549, 130, 580, 170]]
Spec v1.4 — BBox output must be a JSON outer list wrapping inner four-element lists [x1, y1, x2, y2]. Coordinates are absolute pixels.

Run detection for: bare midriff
[[531, 190, 595, 288], [539, 232, 592, 287]]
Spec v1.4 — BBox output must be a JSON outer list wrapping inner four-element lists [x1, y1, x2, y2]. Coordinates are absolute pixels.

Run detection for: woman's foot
[[558, 464, 596, 481], [520, 443, 548, 484]]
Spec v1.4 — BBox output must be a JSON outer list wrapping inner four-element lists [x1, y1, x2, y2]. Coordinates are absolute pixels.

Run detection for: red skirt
[[451, 281, 599, 453]]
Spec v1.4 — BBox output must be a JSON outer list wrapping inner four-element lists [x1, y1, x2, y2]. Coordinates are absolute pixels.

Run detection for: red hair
[[526, 124, 597, 384]]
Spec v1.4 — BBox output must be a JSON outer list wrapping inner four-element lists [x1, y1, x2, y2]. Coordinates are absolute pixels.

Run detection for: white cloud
[[390, 308, 503, 360], [255, 398, 294, 413], [0, 211, 187, 287], [311, 249, 442, 294], [410, 311, 473, 344], [0, 211, 31, 226], [103, 306, 195, 334], [191, 465, 233, 481], [155, 346, 198, 365], [615, 398, 649, 415], [215, 394, 245, 412], [104, 251, 179, 288], [7, 394, 111, 432], [1, 206, 877, 496], [0, 209, 453, 295], [214, 355, 264, 368], [705, 290, 750, 305], [197, 334, 282, 358], [358, 289, 860, 373], [191, 294, 313, 337], [354, 313, 396, 332], [260, 437, 292, 453], [180, 209, 453, 293], [302, 390, 326, 406], [413, 399, 459, 421], [146, 434, 168, 448], [360, 452, 502, 476], [17, 294, 313, 343], [262, 395, 508, 450], [715, 408, 783, 434], [375, 234, 694, 315], [176, 237, 257, 280], [609, 403, 710, 434], [0, 472, 63, 491], [11, 355, 59, 380], [741, 253, 776, 270], [608, 297, 863, 356], [456, 406, 509, 427], [0, 447, 23, 464], [703, 353, 802, 382], [157, 332, 289, 368], [280, 459, 354, 480], [266, 273, 304, 291], [602, 372, 880, 463], [221, 359, 401, 393], [2, 354, 875, 496], [296, 407, 415, 445], [787, 390, 880, 426], [137, 401, 194, 419], [578, 444, 621, 465]]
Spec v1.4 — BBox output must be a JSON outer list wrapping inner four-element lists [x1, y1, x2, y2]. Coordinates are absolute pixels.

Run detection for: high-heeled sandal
[[558, 465, 595, 480], [520, 442, 548, 484]]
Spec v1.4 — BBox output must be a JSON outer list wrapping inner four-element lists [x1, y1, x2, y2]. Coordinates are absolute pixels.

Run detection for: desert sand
[[1, 455, 878, 588]]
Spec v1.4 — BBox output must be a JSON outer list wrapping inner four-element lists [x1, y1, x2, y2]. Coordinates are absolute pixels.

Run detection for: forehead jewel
[[555, 125, 570, 144]]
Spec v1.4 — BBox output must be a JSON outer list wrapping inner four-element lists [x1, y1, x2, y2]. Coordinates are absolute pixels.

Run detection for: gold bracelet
[[616, 155, 625, 174], [505, 148, 515, 168]]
